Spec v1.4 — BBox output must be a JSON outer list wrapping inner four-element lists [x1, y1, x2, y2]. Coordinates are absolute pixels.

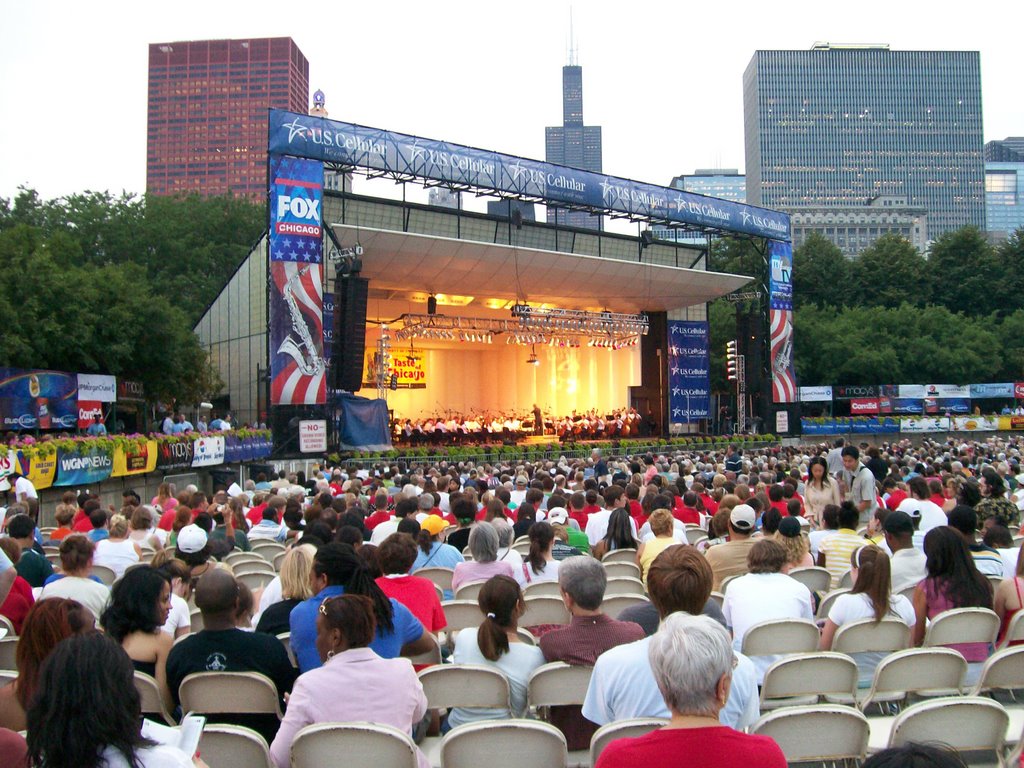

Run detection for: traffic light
[[726, 340, 739, 381]]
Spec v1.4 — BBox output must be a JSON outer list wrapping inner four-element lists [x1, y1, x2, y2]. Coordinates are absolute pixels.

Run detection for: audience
[[514, 521, 560, 587], [0, 539, 35, 634], [254, 544, 317, 636], [882, 511, 928, 594], [817, 501, 867, 589], [451, 522, 515, 593], [375, 533, 447, 638], [6, 514, 54, 588], [93, 514, 143, 579], [704, 504, 758, 591], [37, 535, 110, 620]]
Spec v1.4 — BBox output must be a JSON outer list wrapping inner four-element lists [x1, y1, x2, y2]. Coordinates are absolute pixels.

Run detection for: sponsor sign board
[[76, 373, 116, 402], [192, 436, 226, 468], [667, 321, 710, 421]]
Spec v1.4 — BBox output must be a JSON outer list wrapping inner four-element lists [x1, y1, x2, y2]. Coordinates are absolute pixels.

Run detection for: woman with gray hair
[[451, 522, 515, 593], [594, 613, 786, 768]]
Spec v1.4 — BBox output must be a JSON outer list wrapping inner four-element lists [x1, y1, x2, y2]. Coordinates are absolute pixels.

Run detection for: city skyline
[[1, 1, 1021, 212]]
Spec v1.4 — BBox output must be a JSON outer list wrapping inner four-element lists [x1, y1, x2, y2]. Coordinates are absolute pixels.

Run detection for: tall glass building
[[743, 45, 985, 238], [545, 64, 603, 230]]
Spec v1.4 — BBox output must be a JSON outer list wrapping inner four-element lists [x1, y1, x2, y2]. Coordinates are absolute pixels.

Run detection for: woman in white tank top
[[95, 515, 143, 578]]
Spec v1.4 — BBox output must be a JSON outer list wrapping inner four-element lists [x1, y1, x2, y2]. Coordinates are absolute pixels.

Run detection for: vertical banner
[[667, 321, 710, 423], [322, 292, 335, 364], [268, 154, 327, 405], [768, 240, 796, 403]]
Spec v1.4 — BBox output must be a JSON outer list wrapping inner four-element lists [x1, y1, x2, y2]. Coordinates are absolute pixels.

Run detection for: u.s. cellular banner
[[268, 154, 327, 405], [768, 240, 796, 403]]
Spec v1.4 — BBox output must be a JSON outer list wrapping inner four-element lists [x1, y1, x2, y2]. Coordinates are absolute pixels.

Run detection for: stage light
[[726, 340, 739, 381]]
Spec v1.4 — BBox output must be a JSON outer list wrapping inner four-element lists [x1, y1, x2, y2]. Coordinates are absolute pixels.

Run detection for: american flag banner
[[268, 154, 326, 405], [768, 240, 796, 403]]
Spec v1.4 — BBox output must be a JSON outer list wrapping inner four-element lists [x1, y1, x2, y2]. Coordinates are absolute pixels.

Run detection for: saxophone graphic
[[278, 265, 326, 377]]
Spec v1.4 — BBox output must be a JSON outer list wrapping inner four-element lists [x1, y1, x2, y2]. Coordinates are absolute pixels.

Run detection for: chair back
[[90, 564, 117, 586], [831, 618, 911, 655], [197, 724, 272, 768], [589, 719, 667, 765], [231, 560, 278, 577], [440, 600, 484, 634], [601, 548, 638, 564], [922, 607, 1000, 648], [888, 696, 1009, 754], [516, 628, 538, 646], [527, 662, 593, 709], [236, 570, 277, 591], [968, 645, 1024, 696], [454, 581, 486, 601], [859, 647, 967, 711], [189, 608, 205, 633], [273, 551, 287, 572], [224, 552, 267, 567], [685, 528, 708, 546], [786, 566, 832, 594], [838, 569, 854, 589], [603, 562, 641, 580], [0, 615, 16, 638], [815, 588, 851, 620], [292, 722, 418, 768], [759, 653, 858, 709], [601, 594, 650, 620], [751, 705, 869, 764], [999, 610, 1024, 649], [719, 574, 740, 593], [604, 577, 646, 597], [276, 632, 298, 668], [441, 720, 566, 768], [250, 541, 286, 558], [417, 567, 455, 592], [512, 541, 532, 556], [520, 597, 571, 627], [417, 664, 510, 710], [407, 634, 442, 666], [740, 618, 820, 657], [179, 671, 283, 718], [0, 670, 15, 686], [135, 671, 177, 725], [0, 637, 17, 669], [523, 581, 563, 598]]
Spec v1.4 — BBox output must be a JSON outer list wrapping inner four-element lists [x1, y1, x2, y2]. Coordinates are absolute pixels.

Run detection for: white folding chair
[[178, 671, 283, 719], [527, 661, 593, 715], [407, 634, 442, 666], [417, 664, 511, 712], [741, 618, 820, 657], [520, 597, 571, 627], [969, 645, 1024, 697], [276, 632, 297, 668], [816, 588, 852, 621], [838, 570, 854, 589], [858, 647, 967, 713], [601, 594, 650, 620], [602, 562, 641, 580], [90, 564, 117, 586], [224, 552, 267, 568], [752, 704, 869, 765], [0, 637, 17, 669], [603, 577, 646, 597], [759, 652, 859, 711], [787, 566, 832, 594], [440, 720, 566, 768], [685, 527, 708, 546], [524, 581, 563, 598], [231, 560, 279, 577], [440, 600, 484, 636], [719, 574, 740, 593], [831, 618, 912, 655], [236, 570, 277, 591], [189, 608, 204, 633], [601, 549, 638, 564], [292, 722, 419, 768], [453, 581, 486, 601], [197, 724, 272, 768], [0, 615, 15, 637], [418, 567, 455, 593], [868, 696, 1010, 759], [922, 607, 1000, 648], [589, 718, 667, 766], [135, 671, 177, 726], [250, 541, 285, 559], [512, 541, 532, 556]]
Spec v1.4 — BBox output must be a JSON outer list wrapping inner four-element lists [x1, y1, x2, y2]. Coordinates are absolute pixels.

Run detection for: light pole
[[726, 340, 746, 435]]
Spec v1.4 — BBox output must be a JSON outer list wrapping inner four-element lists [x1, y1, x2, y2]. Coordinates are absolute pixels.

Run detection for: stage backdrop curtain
[[337, 393, 392, 451]]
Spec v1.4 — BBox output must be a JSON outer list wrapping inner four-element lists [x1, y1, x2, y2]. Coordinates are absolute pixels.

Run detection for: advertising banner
[[112, 440, 158, 477], [0, 450, 24, 483], [268, 110, 792, 243], [969, 383, 1014, 399], [900, 417, 951, 434], [156, 440, 194, 471], [22, 451, 56, 490], [0, 368, 78, 430], [1016, 383, 1024, 400], [117, 379, 145, 402], [322, 292, 334, 364], [925, 384, 970, 398], [998, 416, 1024, 431], [799, 386, 833, 402], [77, 401, 103, 430], [834, 385, 879, 399], [76, 373, 116, 402], [897, 384, 926, 399], [891, 398, 924, 414], [952, 417, 998, 432], [268, 154, 326, 406], [53, 447, 113, 486], [362, 348, 428, 389], [192, 436, 226, 468], [767, 241, 796, 403], [850, 398, 880, 415], [667, 321, 711, 422]]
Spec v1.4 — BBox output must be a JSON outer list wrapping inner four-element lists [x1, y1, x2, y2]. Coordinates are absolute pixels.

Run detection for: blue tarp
[[337, 393, 392, 451]]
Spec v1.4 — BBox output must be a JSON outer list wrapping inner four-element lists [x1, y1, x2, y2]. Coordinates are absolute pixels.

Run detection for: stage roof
[[330, 225, 752, 314]]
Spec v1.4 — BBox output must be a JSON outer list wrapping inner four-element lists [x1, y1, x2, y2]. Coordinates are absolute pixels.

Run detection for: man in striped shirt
[[817, 501, 867, 589]]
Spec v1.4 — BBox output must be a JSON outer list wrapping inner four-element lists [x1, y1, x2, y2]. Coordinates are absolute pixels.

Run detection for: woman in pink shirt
[[451, 522, 515, 594], [270, 594, 429, 768]]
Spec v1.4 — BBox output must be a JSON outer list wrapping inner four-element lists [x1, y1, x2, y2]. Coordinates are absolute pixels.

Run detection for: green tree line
[[707, 226, 1024, 391], [0, 188, 265, 405]]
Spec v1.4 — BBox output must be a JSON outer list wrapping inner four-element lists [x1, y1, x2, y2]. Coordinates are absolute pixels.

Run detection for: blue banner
[[768, 241, 796, 403], [0, 368, 79, 430], [268, 110, 791, 242], [337, 393, 392, 451], [322, 292, 334, 363], [667, 321, 710, 423], [53, 447, 113, 486], [891, 398, 924, 414], [969, 383, 1014, 399], [925, 397, 971, 414]]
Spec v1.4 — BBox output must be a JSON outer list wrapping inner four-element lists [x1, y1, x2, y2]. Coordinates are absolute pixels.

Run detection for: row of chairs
[[415, 561, 642, 595], [440, 594, 649, 632]]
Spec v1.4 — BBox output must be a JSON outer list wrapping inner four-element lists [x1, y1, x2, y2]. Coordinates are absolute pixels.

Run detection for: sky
[[1, 0, 1021, 207]]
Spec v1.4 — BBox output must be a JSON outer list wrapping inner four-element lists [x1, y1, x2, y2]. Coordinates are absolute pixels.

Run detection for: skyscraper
[[147, 37, 309, 199], [545, 60, 603, 230], [743, 44, 985, 238]]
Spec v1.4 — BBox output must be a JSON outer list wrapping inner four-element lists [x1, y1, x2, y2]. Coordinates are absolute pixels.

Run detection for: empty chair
[[858, 647, 967, 713], [869, 696, 1009, 759], [440, 719, 566, 768], [740, 618, 820, 657], [601, 549, 638, 565], [0, 637, 16, 669], [816, 588, 852, 621], [236, 570, 277, 591], [197, 724, 272, 768], [759, 653, 858, 711], [454, 581, 486, 601], [589, 718, 668, 766], [134, 671, 177, 726], [251, 540, 286, 556], [603, 562, 641, 580], [291, 722, 419, 768], [178, 671, 284, 720], [416, 567, 455, 594], [520, 597, 571, 627], [90, 564, 117, 586], [527, 661, 593, 715], [601, 594, 650, 620], [524, 581, 563, 598], [225, 552, 267, 567], [787, 566, 832, 594], [604, 577, 646, 597], [752, 705, 869, 765], [273, 551, 287, 572]]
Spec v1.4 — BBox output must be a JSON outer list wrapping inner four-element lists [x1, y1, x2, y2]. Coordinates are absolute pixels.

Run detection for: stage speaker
[[333, 276, 369, 392]]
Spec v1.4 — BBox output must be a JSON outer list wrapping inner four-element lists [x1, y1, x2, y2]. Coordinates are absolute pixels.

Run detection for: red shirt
[[0, 575, 35, 634], [374, 575, 446, 632], [569, 510, 589, 530], [673, 506, 701, 526], [157, 509, 177, 531], [596, 727, 786, 768], [364, 510, 392, 530], [246, 503, 269, 527], [48, 527, 73, 542], [769, 500, 789, 517], [928, 494, 946, 509], [583, 504, 602, 516], [700, 494, 719, 515], [73, 514, 94, 533]]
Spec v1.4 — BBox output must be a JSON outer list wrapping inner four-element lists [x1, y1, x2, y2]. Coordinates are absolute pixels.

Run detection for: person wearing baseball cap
[[411, 514, 463, 574], [882, 510, 927, 593], [704, 504, 758, 591]]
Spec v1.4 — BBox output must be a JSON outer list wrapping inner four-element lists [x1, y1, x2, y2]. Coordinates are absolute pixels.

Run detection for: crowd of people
[[0, 434, 1023, 766]]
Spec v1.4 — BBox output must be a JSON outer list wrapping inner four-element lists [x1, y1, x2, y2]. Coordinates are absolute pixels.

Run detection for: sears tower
[[545, 43, 603, 230]]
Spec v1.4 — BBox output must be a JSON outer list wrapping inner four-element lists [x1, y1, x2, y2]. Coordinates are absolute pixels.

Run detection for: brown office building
[[147, 37, 309, 199]]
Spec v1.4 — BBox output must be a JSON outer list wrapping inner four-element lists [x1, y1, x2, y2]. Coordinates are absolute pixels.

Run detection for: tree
[[850, 233, 929, 308], [792, 232, 850, 310], [926, 226, 1000, 315], [708, 237, 765, 278]]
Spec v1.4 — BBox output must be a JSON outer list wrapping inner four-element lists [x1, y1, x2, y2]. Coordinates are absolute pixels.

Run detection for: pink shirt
[[269, 647, 429, 768], [451, 560, 515, 593]]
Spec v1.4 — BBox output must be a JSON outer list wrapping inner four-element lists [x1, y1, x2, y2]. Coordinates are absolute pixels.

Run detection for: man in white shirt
[[509, 476, 529, 507], [6, 472, 38, 502], [585, 486, 638, 546], [883, 511, 928, 593], [896, 476, 947, 535], [582, 544, 759, 730]]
